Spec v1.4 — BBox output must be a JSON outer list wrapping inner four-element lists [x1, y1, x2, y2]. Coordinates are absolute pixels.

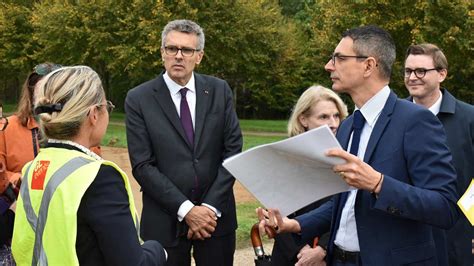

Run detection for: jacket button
[[194, 159, 199, 164]]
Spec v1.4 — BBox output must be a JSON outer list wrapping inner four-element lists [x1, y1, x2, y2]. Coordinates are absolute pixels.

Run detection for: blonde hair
[[287, 85, 348, 137], [35, 66, 105, 140]]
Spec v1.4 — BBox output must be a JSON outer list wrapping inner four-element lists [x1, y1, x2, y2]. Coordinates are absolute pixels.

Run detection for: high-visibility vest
[[11, 147, 140, 266]]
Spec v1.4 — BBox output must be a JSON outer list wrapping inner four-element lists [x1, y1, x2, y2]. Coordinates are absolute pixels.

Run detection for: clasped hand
[[184, 205, 217, 240]]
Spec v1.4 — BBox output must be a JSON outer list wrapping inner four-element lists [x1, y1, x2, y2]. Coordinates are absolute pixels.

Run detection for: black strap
[[32, 128, 39, 157]]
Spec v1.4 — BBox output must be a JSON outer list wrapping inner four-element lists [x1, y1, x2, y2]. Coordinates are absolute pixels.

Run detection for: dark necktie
[[349, 110, 365, 156], [179, 88, 194, 146]]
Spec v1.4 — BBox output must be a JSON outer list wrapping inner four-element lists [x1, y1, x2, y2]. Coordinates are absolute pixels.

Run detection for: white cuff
[[202, 203, 221, 218], [177, 200, 194, 222]]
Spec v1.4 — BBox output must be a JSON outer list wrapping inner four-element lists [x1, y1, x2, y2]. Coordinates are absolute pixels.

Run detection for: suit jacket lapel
[[336, 116, 353, 151], [153, 75, 192, 149], [194, 74, 210, 149], [364, 91, 396, 163]]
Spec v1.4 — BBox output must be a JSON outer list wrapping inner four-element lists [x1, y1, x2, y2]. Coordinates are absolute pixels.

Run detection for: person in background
[[0, 103, 15, 265], [404, 43, 474, 266], [271, 85, 348, 266], [125, 19, 242, 266], [257, 25, 458, 265], [0, 63, 102, 186], [12, 66, 166, 265], [0, 63, 102, 264]]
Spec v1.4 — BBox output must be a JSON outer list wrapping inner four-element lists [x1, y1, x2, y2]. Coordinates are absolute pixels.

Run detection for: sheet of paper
[[457, 178, 474, 225], [224, 125, 349, 216]]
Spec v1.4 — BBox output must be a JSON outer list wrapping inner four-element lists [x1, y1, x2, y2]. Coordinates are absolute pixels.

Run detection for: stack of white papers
[[224, 125, 350, 216]]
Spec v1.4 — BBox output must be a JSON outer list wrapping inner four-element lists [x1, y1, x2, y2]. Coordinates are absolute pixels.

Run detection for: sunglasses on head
[[33, 63, 63, 76]]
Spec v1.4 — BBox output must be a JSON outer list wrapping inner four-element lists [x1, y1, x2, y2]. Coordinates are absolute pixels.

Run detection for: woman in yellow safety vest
[[12, 66, 166, 265]]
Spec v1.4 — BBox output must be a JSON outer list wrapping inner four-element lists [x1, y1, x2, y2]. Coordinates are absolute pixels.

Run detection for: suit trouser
[[165, 232, 235, 266]]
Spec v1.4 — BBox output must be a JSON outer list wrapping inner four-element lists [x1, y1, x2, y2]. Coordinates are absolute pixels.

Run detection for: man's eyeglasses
[[0, 104, 8, 131], [330, 53, 368, 66], [97, 100, 115, 114], [403, 68, 439, 79], [33, 63, 63, 76], [164, 46, 200, 57]]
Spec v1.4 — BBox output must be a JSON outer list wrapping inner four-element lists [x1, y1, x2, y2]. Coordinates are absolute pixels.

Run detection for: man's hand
[[255, 207, 300, 238], [184, 205, 217, 240], [326, 148, 383, 193], [296, 244, 327, 266]]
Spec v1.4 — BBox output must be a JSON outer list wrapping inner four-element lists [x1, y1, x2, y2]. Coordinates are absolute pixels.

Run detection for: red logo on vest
[[31, 160, 50, 190]]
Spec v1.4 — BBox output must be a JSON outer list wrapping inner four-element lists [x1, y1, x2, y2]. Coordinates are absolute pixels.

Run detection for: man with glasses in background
[[257, 25, 459, 266], [125, 19, 242, 266], [405, 43, 474, 266]]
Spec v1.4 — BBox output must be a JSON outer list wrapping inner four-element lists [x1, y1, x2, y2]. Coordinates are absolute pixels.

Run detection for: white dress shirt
[[163, 72, 220, 221], [413, 89, 442, 116], [333, 86, 390, 252]]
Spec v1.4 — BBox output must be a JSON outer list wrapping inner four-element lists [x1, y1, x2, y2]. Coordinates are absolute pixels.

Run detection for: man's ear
[[363, 57, 377, 77], [196, 50, 204, 65], [438, 69, 447, 83]]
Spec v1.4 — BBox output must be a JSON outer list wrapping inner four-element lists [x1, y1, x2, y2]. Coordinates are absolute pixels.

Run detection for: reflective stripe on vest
[[20, 157, 93, 266]]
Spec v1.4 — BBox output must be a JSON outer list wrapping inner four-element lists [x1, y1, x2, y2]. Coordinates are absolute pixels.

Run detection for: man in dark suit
[[125, 19, 242, 266], [404, 43, 474, 266], [258, 25, 459, 265]]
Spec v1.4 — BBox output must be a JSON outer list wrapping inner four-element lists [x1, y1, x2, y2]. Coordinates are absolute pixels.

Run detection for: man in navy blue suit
[[258, 25, 459, 265], [405, 43, 474, 266]]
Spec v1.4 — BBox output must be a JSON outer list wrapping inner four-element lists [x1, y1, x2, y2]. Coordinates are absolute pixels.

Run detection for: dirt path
[[101, 147, 262, 265]]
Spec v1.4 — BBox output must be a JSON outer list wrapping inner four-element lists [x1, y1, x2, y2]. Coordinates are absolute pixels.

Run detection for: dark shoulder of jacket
[[93, 164, 125, 189]]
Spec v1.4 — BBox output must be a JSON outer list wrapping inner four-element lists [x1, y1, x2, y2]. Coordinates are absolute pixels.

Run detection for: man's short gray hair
[[343, 25, 396, 80], [161, 19, 205, 51]]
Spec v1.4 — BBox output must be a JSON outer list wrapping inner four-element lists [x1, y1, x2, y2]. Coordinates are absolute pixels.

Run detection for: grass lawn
[[104, 112, 287, 150]]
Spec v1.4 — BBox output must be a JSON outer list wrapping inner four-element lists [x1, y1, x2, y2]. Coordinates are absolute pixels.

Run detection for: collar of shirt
[[357, 85, 391, 129], [163, 71, 196, 96], [413, 89, 442, 116]]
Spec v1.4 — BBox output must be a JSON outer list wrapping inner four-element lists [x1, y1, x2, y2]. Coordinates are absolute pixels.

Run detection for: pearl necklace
[[48, 139, 102, 161]]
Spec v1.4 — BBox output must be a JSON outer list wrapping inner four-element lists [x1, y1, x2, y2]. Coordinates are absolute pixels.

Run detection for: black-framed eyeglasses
[[164, 46, 200, 57], [403, 68, 439, 79], [97, 100, 115, 114], [0, 104, 8, 131], [330, 53, 369, 66], [33, 63, 63, 76]]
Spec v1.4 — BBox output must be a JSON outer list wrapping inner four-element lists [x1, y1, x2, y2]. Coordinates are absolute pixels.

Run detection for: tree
[[0, 2, 34, 102], [300, 0, 473, 106]]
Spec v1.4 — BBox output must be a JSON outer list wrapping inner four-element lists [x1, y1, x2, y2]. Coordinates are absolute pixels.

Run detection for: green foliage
[[0, 0, 472, 116], [300, 0, 473, 103]]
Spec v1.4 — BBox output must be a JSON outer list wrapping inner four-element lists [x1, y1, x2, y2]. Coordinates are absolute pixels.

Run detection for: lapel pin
[[204, 90, 209, 94]]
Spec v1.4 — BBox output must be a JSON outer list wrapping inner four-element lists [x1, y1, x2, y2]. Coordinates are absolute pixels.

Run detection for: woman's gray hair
[[161, 19, 205, 50], [34, 66, 105, 140]]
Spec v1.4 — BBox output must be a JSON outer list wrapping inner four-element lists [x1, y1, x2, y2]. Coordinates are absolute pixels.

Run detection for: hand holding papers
[[223, 125, 349, 216]]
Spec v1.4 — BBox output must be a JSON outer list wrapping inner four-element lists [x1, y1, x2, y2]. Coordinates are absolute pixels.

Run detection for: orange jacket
[[0, 115, 101, 194]]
